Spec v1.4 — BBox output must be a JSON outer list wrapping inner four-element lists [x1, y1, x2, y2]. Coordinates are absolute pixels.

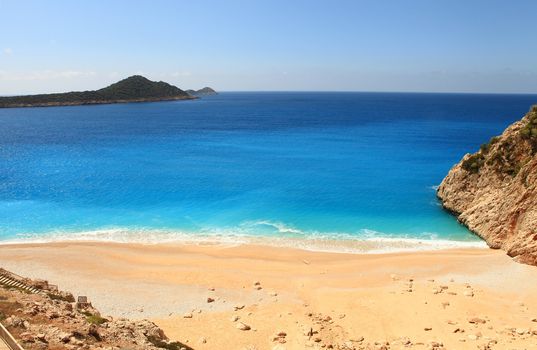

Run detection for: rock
[[424, 327, 432, 331], [468, 317, 487, 324], [272, 331, 287, 344], [464, 290, 474, 297], [207, 297, 215, 303], [437, 105, 537, 266], [234, 305, 245, 311], [199, 337, 207, 344], [58, 331, 72, 343], [19, 332, 34, 343], [516, 328, 528, 335], [231, 315, 240, 322], [236, 322, 251, 331], [183, 312, 193, 318]]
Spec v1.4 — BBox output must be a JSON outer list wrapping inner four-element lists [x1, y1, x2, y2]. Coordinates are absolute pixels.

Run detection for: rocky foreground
[[438, 105, 537, 266], [0, 269, 191, 350]]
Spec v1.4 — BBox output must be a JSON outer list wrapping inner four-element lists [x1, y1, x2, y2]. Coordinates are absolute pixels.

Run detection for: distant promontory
[[186, 87, 218, 97], [0, 75, 197, 108]]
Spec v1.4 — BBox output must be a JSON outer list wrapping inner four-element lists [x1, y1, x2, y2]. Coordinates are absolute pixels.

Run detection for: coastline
[[2, 242, 536, 349], [0, 95, 197, 108], [0, 227, 488, 255]]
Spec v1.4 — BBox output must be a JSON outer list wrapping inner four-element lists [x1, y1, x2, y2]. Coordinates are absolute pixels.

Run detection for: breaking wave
[[0, 224, 488, 254]]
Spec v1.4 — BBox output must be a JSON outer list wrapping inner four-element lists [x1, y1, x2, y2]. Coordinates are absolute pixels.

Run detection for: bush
[[462, 153, 485, 173], [86, 314, 108, 325], [147, 336, 193, 350]]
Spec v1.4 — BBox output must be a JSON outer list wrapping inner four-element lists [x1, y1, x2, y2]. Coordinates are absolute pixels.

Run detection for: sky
[[1, 0, 536, 94]]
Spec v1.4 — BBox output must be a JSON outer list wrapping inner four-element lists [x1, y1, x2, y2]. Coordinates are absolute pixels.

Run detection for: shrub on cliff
[[462, 153, 485, 173], [520, 107, 537, 152]]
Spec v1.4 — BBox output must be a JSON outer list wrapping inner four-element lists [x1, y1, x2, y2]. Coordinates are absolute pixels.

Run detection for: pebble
[[467, 334, 478, 341], [236, 322, 251, 331], [207, 297, 215, 303], [468, 317, 486, 324], [230, 315, 240, 322], [183, 312, 193, 319], [424, 327, 432, 331], [516, 328, 528, 335], [464, 290, 474, 297], [234, 305, 245, 311]]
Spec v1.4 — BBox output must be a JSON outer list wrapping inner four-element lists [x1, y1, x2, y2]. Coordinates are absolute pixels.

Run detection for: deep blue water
[[1, 92, 536, 250]]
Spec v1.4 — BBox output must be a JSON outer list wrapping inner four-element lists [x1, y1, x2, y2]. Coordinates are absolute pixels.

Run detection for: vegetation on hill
[[462, 105, 537, 175], [0, 75, 194, 108], [186, 87, 217, 96]]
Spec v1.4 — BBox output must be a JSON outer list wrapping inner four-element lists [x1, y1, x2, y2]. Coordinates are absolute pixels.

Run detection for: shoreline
[[0, 95, 197, 109], [0, 231, 488, 255], [2, 241, 536, 349]]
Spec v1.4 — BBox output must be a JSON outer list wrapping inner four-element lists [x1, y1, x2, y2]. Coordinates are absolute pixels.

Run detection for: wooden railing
[[0, 323, 24, 350]]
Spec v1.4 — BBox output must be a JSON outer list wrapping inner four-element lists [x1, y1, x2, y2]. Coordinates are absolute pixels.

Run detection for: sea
[[1, 92, 536, 253]]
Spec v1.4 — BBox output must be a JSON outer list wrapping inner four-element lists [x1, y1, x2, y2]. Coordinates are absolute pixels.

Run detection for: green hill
[[0, 75, 195, 108], [186, 87, 217, 97]]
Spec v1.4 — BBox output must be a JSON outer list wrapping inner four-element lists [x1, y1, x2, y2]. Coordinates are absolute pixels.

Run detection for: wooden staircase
[[0, 271, 43, 295]]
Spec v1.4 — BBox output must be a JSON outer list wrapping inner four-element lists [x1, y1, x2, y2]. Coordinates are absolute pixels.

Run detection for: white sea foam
[[0, 226, 488, 254]]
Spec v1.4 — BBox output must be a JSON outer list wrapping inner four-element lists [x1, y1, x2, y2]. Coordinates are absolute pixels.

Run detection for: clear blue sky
[[1, 0, 536, 94]]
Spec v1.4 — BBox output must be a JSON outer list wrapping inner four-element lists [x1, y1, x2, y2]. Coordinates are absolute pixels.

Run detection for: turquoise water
[[1, 92, 535, 251]]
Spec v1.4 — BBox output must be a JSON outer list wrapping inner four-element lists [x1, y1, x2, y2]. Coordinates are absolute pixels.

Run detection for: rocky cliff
[[437, 105, 537, 266], [0, 268, 192, 350]]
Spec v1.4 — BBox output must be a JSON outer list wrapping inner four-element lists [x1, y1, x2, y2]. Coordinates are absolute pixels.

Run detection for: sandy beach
[[1, 242, 537, 349]]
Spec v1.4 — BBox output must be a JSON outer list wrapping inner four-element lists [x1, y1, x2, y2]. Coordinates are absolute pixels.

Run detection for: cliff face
[[0, 268, 192, 350], [437, 105, 537, 266]]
